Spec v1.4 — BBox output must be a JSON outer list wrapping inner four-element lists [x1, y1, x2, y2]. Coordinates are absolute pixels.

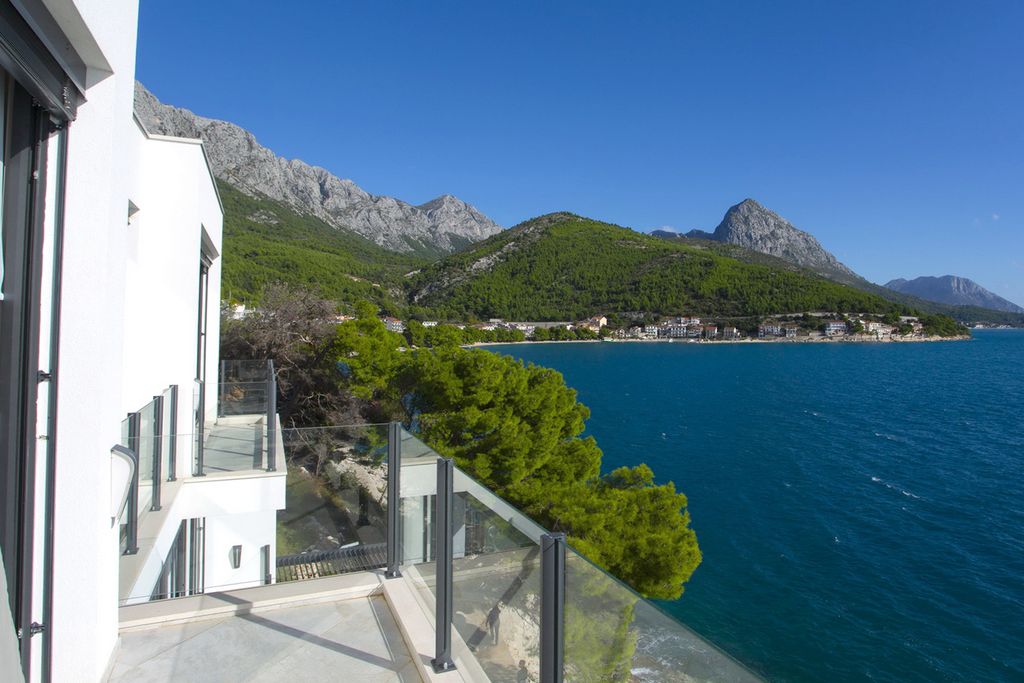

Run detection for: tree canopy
[[228, 293, 702, 599]]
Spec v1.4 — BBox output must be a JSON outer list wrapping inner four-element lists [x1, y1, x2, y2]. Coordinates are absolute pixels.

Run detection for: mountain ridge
[[133, 83, 502, 255], [408, 211, 901, 321], [885, 275, 1024, 314], [701, 199, 859, 281], [653, 199, 862, 284]]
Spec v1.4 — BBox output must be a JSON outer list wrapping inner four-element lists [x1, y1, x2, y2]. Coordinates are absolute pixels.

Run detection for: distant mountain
[[133, 83, 501, 255], [682, 229, 716, 241], [650, 208, 1024, 324], [708, 199, 858, 281], [409, 212, 898, 321], [652, 199, 859, 283], [884, 276, 1024, 314]]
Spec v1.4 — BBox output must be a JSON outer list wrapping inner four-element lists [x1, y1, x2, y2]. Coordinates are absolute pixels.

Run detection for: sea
[[492, 330, 1024, 682]]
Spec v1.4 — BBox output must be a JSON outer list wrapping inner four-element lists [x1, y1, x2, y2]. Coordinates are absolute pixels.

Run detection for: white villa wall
[[47, 2, 139, 680], [203, 509, 279, 592], [123, 473, 285, 602], [122, 123, 223, 478], [36, 1, 225, 680]]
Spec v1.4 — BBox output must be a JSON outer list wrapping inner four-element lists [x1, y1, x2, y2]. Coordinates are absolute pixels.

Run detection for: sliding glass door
[[0, 67, 50, 680]]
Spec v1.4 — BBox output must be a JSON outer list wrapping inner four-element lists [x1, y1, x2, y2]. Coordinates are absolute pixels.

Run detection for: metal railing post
[[252, 423, 264, 469], [217, 360, 225, 418], [195, 381, 206, 476], [151, 395, 163, 511], [124, 417, 142, 557], [385, 422, 402, 578], [167, 384, 178, 481], [432, 458, 457, 673], [541, 532, 567, 683], [266, 359, 277, 471]]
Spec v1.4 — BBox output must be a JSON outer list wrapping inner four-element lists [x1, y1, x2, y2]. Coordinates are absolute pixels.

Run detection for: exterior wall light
[[230, 544, 242, 569]]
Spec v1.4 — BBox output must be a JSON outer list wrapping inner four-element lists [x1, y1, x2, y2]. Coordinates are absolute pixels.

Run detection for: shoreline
[[464, 334, 971, 348]]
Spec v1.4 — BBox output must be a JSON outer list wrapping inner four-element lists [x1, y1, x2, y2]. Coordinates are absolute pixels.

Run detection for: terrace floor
[[110, 595, 416, 682], [203, 416, 268, 473], [111, 571, 488, 683]]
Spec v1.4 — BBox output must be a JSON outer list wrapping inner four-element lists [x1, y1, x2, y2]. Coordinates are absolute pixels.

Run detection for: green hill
[[407, 213, 904, 320], [652, 231, 1024, 325], [215, 189, 1013, 327], [219, 182, 426, 311]]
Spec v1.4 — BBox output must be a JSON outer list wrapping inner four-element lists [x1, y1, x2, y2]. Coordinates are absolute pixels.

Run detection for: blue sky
[[137, 1, 1023, 305]]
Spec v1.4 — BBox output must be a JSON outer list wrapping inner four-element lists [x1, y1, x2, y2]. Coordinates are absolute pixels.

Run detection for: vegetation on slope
[[653, 232, 1024, 325], [216, 181, 1018, 326], [408, 213, 905, 321], [219, 181, 425, 311], [222, 289, 701, 600]]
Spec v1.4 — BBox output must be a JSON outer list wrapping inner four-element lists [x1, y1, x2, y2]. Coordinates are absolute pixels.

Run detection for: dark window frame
[[0, 74, 52, 681]]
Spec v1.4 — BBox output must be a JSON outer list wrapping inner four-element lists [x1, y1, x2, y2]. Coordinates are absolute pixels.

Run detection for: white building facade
[[0, 3, 283, 681]]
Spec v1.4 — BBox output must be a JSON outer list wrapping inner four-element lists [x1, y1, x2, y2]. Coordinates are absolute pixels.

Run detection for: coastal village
[[374, 312, 942, 343], [226, 301, 959, 343]]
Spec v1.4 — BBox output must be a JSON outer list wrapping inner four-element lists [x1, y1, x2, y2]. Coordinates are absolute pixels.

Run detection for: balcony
[[110, 423, 762, 682], [116, 361, 284, 605]]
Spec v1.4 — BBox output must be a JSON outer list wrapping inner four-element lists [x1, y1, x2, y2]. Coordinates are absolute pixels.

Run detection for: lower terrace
[[111, 361, 762, 682]]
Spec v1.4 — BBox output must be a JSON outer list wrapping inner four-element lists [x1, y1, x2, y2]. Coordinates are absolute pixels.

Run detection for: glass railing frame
[[114, 420, 762, 681], [151, 394, 163, 511], [562, 540, 762, 682], [266, 359, 277, 471], [112, 444, 139, 556], [163, 384, 178, 482], [395, 429, 763, 683]]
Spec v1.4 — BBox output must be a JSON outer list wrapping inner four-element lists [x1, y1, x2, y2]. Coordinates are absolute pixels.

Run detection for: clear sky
[[137, 0, 1024, 305]]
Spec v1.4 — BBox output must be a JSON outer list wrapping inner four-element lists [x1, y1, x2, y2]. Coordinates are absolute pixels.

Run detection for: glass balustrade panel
[[136, 399, 155, 514], [451, 465, 543, 682], [119, 424, 393, 605], [564, 546, 761, 683], [161, 386, 176, 481]]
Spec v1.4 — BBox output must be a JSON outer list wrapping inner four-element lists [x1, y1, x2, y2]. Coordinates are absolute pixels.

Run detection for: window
[[196, 251, 211, 382]]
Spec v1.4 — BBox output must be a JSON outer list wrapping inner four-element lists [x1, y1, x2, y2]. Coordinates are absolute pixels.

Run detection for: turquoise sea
[[494, 330, 1024, 682]]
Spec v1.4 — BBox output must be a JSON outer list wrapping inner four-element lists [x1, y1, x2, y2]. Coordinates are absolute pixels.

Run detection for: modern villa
[[1, 2, 762, 682]]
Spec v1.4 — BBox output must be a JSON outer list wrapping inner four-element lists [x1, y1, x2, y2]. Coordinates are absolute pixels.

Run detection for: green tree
[[334, 301, 406, 400], [539, 466, 701, 600], [920, 313, 963, 337], [400, 346, 701, 599], [403, 347, 598, 488], [404, 320, 427, 348]]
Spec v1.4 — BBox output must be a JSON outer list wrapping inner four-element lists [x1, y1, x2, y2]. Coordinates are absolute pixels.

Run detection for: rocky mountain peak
[[712, 199, 858, 280], [419, 194, 458, 206], [133, 83, 502, 254]]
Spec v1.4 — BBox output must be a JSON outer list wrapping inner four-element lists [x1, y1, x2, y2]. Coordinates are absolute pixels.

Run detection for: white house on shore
[[824, 320, 848, 336]]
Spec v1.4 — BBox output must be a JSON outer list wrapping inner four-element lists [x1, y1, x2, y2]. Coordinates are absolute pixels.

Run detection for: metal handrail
[[110, 444, 139, 555]]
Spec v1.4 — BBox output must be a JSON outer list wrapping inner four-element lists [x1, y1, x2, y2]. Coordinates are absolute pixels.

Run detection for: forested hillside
[[219, 182, 425, 311], [654, 231, 1024, 324], [217, 194, 1021, 325], [407, 213, 903, 320]]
